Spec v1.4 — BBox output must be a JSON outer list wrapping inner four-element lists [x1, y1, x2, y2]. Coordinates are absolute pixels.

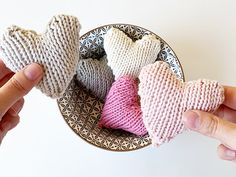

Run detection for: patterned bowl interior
[[57, 24, 184, 151]]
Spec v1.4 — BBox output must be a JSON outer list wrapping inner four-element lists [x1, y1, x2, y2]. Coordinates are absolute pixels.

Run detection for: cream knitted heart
[[76, 55, 114, 100], [104, 27, 161, 79], [0, 14, 81, 98], [139, 61, 224, 146]]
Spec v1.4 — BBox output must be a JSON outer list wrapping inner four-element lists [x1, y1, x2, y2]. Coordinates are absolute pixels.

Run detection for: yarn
[[76, 55, 114, 100], [99, 76, 147, 136], [138, 61, 224, 146], [104, 27, 161, 79], [0, 14, 81, 98]]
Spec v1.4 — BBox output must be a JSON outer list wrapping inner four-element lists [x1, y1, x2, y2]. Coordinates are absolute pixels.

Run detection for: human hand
[[183, 86, 236, 161], [0, 60, 43, 144]]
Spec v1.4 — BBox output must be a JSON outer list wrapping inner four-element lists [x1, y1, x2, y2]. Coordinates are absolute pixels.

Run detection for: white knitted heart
[[0, 14, 81, 98], [104, 27, 161, 79], [76, 55, 114, 100]]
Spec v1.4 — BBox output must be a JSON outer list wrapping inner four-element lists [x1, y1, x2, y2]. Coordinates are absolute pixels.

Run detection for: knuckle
[[10, 77, 27, 95], [200, 114, 219, 137], [8, 107, 18, 116], [11, 99, 24, 115]]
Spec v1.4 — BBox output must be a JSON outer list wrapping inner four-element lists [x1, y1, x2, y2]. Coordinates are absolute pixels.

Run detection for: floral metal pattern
[[57, 24, 184, 151]]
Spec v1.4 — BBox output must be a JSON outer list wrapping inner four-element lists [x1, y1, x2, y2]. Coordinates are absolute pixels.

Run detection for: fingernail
[[182, 111, 200, 130], [225, 150, 235, 158], [24, 63, 43, 81]]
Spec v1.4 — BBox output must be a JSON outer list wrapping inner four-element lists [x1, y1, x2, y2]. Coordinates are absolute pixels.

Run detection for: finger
[[223, 86, 236, 110], [183, 110, 236, 149], [0, 72, 14, 87], [0, 63, 43, 118], [217, 144, 236, 161], [7, 98, 24, 117], [0, 109, 21, 144], [0, 60, 12, 80], [215, 105, 236, 123], [0, 114, 20, 133]]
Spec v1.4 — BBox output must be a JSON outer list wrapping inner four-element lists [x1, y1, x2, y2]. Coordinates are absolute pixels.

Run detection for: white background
[[0, 0, 236, 177]]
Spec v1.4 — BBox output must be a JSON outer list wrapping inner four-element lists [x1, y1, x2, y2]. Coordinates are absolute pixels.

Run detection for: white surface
[[0, 0, 236, 177]]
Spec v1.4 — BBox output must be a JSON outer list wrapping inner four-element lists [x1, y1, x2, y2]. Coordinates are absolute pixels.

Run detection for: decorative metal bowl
[[57, 24, 184, 151]]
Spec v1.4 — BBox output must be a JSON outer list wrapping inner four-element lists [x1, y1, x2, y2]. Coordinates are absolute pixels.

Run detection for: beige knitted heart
[[0, 14, 81, 98], [76, 55, 114, 100], [104, 27, 161, 79]]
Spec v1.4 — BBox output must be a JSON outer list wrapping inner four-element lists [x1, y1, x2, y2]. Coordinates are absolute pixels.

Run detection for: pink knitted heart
[[139, 61, 224, 146], [99, 76, 147, 136]]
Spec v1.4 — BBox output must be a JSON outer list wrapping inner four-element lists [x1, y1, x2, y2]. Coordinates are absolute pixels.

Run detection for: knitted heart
[[139, 61, 224, 146], [76, 55, 114, 100], [99, 75, 147, 136], [0, 15, 81, 98], [104, 27, 161, 79]]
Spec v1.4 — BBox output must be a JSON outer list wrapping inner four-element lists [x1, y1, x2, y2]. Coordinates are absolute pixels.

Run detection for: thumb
[[183, 110, 236, 150], [0, 63, 43, 117]]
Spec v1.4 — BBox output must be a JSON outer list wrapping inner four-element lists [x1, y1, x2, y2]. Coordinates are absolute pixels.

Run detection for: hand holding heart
[[0, 15, 81, 98], [0, 61, 43, 145], [139, 61, 224, 145], [183, 86, 236, 161]]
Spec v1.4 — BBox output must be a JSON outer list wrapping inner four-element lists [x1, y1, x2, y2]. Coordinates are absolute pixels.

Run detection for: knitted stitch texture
[[104, 27, 161, 79], [76, 55, 114, 100], [0, 14, 81, 98], [139, 61, 224, 146], [99, 75, 147, 136]]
